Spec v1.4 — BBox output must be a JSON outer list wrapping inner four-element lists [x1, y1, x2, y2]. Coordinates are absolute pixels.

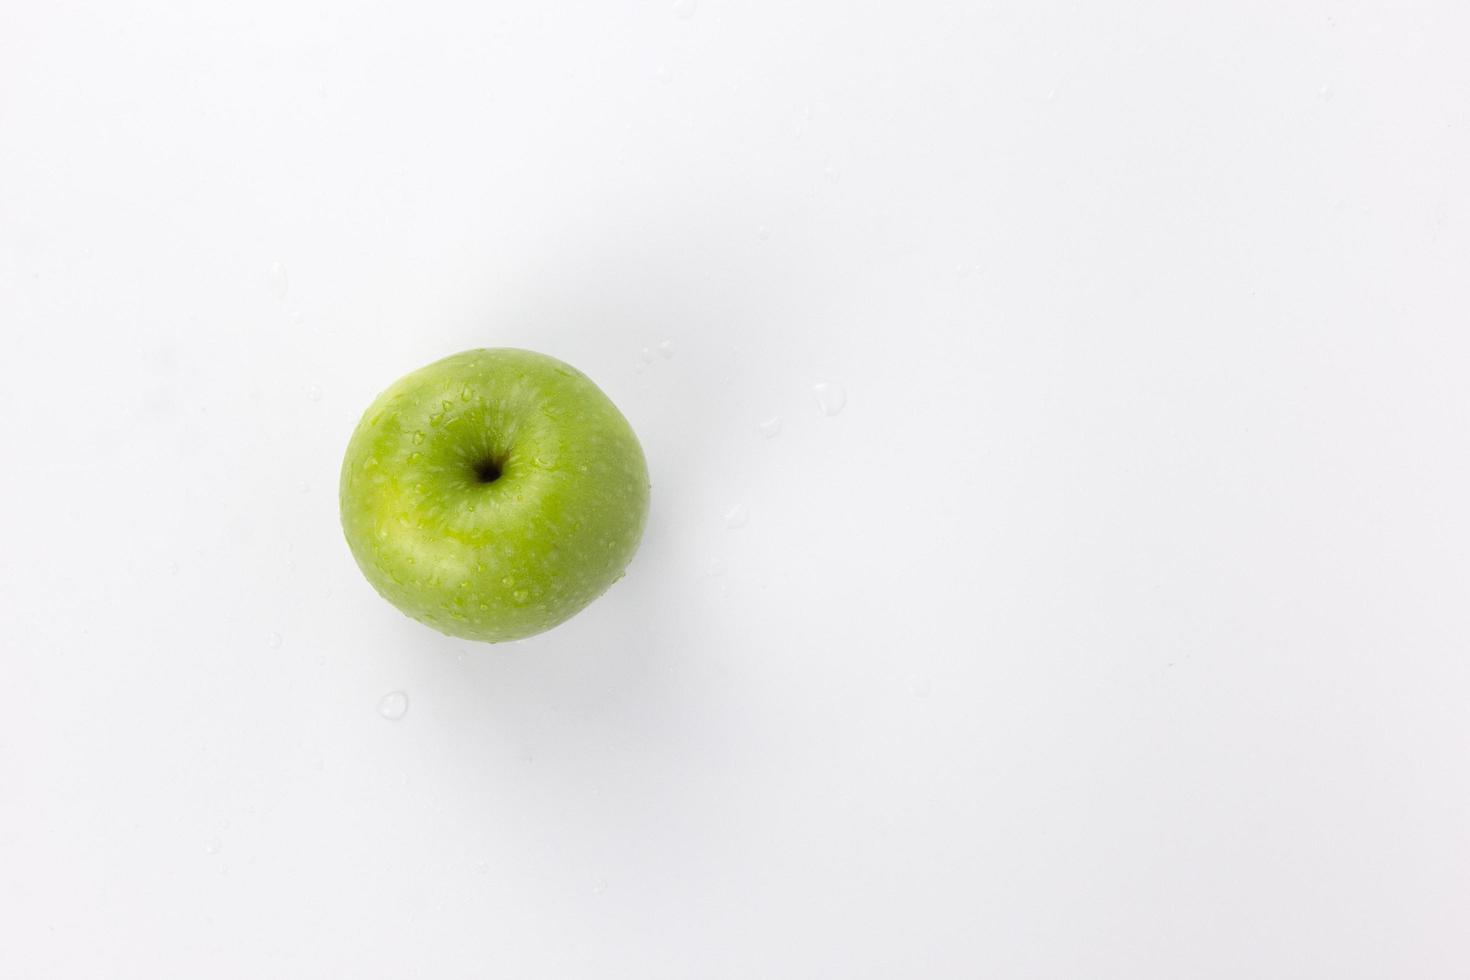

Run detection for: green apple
[[339, 348, 650, 642]]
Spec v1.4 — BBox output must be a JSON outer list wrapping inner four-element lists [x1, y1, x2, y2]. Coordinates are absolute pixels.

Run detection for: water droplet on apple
[[267, 261, 288, 301], [672, 0, 696, 19], [266, 632, 283, 649], [757, 416, 782, 438], [306, 384, 322, 402], [377, 691, 409, 721], [412, 431, 425, 445], [204, 836, 223, 855], [657, 340, 675, 359], [460, 385, 473, 402], [813, 381, 847, 416], [724, 503, 750, 529], [512, 589, 529, 604]]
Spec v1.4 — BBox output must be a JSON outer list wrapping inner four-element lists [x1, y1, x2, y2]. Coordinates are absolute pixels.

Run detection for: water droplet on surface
[[315, 654, 326, 667], [298, 481, 310, 494], [757, 416, 782, 439], [1317, 83, 1334, 101], [289, 309, 304, 324], [306, 384, 322, 402], [823, 162, 840, 183], [474, 861, 490, 875], [1044, 88, 1057, 102], [266, 632, 283, 649], [267, 262, 289, 301], [640, 347, 656, 364], [654, 65, 671, 84], [657, 340, 675, 359], [813, 381, 847, 416], [908, 675, 932, 699], [591, 878, 609, 895], [377, 691, 409, 721], [204, 837, 222, 855], [723, 503, 750, 529], [707, 558, 727, 577], [167, 561, 180, 576], [672, 0, 697, 19], [757, 224, 771, 241]]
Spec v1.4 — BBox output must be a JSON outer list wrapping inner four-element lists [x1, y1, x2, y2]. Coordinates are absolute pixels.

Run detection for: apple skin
[[339, 348, 649, 642]]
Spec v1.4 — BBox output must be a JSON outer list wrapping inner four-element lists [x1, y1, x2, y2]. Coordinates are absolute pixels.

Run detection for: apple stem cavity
[[472, 458, 504, 484]]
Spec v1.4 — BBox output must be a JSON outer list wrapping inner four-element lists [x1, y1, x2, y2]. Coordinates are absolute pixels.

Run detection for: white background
[[3, 1, 1468, 977]]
